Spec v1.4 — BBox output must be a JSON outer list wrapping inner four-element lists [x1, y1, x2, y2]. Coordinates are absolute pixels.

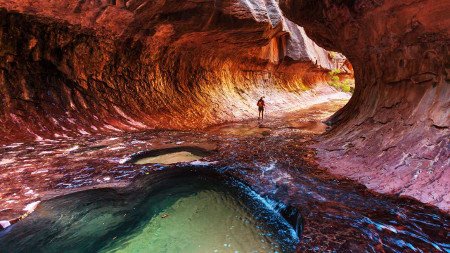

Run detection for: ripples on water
[[0, 176, 299, 253], [1, 123, 449, 252]]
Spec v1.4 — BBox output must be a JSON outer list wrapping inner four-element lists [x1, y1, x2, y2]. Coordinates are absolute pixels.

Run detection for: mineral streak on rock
[[280, 0, 450, 210], [0, 0, 350, 143]]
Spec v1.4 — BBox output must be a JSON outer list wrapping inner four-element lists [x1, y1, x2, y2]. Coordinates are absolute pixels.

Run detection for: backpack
[[257, 100, 264, 107]]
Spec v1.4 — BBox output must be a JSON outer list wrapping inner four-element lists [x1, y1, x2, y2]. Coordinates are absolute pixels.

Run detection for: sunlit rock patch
[[126, 146, 214, 165]]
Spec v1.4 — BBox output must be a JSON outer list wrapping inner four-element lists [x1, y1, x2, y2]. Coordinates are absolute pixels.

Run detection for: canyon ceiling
[[0, 0, 449, 211], [0, 0, 350, 142]]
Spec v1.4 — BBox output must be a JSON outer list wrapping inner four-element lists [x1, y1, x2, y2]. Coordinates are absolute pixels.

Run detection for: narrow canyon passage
[[0, 99, 349, 221], [0, 0, 449, 252], [1, 99, 449, 252]]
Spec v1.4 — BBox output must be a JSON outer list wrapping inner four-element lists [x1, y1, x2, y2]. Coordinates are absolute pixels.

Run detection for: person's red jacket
[[257, 99, 265, 107]]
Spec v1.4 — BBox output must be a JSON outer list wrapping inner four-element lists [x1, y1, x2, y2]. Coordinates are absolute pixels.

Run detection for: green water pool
[[0, 176, 298, 253]]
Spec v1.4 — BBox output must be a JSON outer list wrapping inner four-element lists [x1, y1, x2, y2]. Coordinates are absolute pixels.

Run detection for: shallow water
[[0, 176, 298, 253], [133, 151, 202, 165], [1, 100, 449, 252]]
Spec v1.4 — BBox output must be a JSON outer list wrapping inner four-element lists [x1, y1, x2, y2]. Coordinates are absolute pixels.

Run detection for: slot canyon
[[0, 0, 449, 252]]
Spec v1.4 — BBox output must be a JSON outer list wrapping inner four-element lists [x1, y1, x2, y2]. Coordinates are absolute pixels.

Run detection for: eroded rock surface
[[1, 100, 449, 252], [280, 0, 449, 210], [0, 0, 349, 143], [0, 0, 448, 219]]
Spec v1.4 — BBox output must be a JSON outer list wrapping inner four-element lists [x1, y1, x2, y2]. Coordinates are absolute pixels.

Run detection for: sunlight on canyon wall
[[0, 1, 351, 143]]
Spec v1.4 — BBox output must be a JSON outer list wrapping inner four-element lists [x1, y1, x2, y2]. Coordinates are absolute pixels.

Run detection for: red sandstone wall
[[0, 2, 349, 143], [280, 0, 450, 210]]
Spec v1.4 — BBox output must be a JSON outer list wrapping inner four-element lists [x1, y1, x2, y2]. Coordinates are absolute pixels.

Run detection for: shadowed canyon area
[[0, 0, 449, 252]]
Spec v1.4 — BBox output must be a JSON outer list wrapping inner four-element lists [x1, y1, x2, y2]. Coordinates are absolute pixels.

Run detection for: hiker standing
[[257, 97, 265, 120]]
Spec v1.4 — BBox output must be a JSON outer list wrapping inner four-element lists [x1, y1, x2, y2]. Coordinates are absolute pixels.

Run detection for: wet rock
[[0, 101, 448, 252], [280, 0, 450, 211], [0, 220, 11, 229]]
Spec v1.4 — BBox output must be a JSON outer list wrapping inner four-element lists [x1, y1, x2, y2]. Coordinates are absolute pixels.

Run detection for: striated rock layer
[[280, 0, 450, 210], [0, 1, 349, 143], [2, 0, 448, 213]]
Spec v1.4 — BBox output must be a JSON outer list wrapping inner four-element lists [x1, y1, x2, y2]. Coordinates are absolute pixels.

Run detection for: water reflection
[[0, 175, 299, 253]]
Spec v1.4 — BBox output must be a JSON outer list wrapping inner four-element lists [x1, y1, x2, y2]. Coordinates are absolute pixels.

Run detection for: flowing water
[[0, 176, 299, 253], [1, 100, 449, 252]]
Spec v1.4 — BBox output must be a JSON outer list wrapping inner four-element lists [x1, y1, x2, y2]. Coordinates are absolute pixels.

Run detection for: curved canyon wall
[[0, 0, 349, 143], [1, 0, 448, 212], [280, 0, 449, 210]]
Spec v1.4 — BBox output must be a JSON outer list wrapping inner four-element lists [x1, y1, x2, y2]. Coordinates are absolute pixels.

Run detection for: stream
[[0, 100, 448, 252]]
